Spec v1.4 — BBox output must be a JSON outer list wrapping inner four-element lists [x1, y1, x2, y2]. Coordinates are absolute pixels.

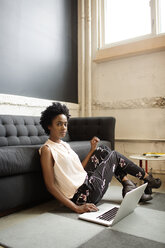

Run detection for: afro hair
[[40, 102, 71, 135]]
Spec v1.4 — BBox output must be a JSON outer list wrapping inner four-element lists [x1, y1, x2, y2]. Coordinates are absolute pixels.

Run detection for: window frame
[[95, 0, 165, 62]]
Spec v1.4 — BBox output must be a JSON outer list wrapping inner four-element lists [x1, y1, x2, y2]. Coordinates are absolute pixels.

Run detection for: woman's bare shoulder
[[40, 145, 54, 165], [40, 145, 51, 155]]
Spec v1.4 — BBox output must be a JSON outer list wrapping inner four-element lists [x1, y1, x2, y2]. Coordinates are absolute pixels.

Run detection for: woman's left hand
[[90, 136, 100, 152]]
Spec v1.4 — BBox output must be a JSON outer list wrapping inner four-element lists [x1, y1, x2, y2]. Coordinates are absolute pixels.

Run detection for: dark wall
[[0, 0, 78, 103]]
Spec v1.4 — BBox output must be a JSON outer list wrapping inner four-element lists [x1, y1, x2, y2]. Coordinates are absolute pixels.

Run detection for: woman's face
[[48, 114, 68, 139]]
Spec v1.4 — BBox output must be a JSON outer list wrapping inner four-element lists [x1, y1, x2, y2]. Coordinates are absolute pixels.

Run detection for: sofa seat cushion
[[0, 147, 41, 177], [69, 141, 91, 162], [0, 140, 111, 178], [69, 140, 111, 161]]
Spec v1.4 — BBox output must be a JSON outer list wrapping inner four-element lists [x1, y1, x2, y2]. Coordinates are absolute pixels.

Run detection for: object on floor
[[78, 183, 147, 226]]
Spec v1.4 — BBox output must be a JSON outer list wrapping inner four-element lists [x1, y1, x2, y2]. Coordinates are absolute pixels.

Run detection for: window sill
[[94, 35, 165, 63]]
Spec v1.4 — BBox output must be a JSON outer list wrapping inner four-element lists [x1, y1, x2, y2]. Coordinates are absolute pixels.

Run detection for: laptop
[[78, 183, 148, 227]]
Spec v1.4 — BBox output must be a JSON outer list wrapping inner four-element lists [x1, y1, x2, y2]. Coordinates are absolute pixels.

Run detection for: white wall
[[92, 51, 165, 140]]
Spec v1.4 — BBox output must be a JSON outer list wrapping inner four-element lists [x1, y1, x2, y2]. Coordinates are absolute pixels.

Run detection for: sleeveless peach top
[[38, 139, 87, 199]]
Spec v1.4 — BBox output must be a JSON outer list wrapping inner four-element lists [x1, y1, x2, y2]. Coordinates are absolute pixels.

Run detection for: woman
[[39, 102, 161, 214]]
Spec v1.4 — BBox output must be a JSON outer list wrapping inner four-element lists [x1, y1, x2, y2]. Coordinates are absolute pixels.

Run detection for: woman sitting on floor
[[39, 102, 161, 213]]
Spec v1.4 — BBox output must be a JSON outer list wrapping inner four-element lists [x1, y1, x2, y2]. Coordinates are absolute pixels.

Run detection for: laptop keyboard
[[96, 207, 119, 222]]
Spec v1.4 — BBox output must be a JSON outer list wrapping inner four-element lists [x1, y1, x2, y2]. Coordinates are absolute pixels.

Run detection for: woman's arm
[[82, 136, 100, 168], [40, 145, 98, 213], [81, 150, 94, 168]]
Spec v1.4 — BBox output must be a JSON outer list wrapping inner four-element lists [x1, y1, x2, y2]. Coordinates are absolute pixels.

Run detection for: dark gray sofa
[[0, 115, 116, 216]]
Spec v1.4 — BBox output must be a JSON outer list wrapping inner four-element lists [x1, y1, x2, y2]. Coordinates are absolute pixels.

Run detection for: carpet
[[0, 213, 104, 248], [78, 229, 165, 248], [0, 186, 164, 248], [140, 192, 165, 211], [110, 206, 165, 243]]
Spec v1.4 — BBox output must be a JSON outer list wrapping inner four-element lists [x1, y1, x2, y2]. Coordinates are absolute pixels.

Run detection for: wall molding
[[116, 138, 165, 142], [0, 94, 79, 116], [92, 96, 165, 110]]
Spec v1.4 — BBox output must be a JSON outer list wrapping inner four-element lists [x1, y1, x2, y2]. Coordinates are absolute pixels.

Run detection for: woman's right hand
[[75, 203, 99, 214]]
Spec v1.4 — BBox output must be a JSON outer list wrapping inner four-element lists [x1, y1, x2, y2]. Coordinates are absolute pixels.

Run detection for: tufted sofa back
[[0, 115, 115, 149], [68, 117, 116, 150], [0, 115, 49, 147]]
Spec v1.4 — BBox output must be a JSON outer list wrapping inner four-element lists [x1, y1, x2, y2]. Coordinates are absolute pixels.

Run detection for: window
[[158, 0, 165, 33], [101, 0, 165, 47]]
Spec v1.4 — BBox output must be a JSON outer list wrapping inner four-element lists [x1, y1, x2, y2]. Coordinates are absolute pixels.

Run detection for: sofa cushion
[[0, 140, 111, 177], [69, 141, 91, 162], [0, 115, 70, 147], [0, 147, 41, 177], [68, 117, 115, 147], [0, 115, 48, 146], [69, 140, 111, 161]]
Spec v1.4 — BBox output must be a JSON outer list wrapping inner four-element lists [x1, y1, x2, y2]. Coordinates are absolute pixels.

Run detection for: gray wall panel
[[0, 0, 78, 103]]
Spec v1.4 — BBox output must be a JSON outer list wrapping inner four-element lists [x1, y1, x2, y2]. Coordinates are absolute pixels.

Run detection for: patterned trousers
[[70, 144, 145, 205]]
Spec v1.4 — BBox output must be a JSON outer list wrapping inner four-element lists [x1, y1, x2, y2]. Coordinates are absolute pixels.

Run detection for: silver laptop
[[79, 183, 148, 227]]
